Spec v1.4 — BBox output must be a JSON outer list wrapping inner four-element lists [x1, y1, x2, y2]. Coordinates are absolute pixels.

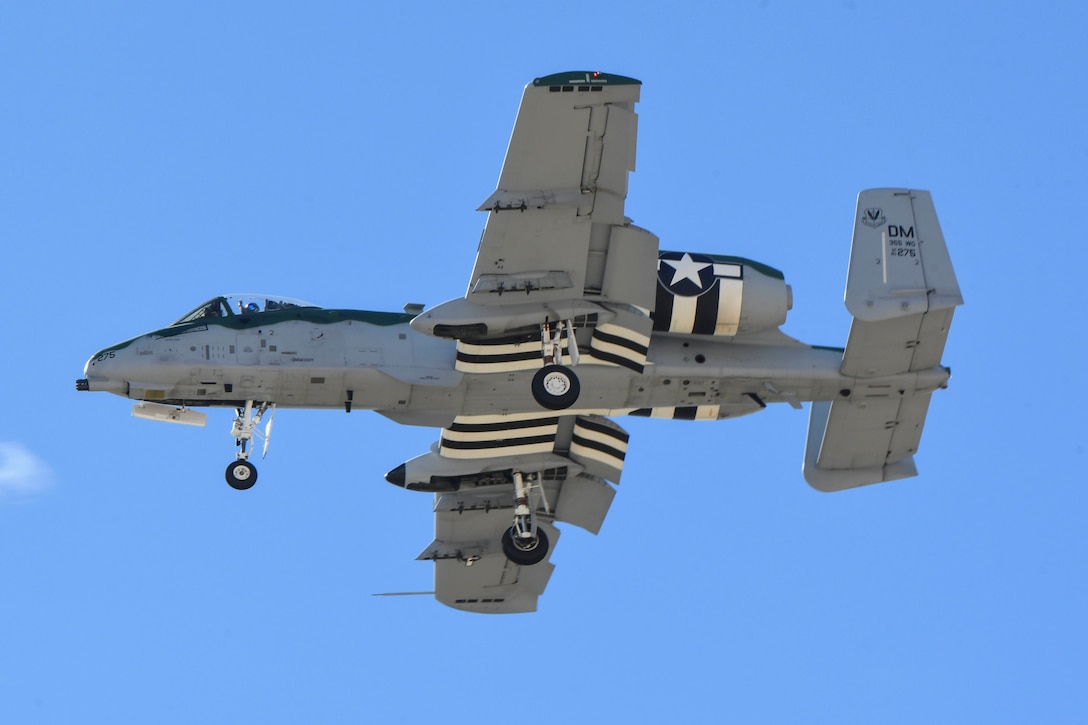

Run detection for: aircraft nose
[[77, 347, 129, 394], [84, 349, 112, 375]]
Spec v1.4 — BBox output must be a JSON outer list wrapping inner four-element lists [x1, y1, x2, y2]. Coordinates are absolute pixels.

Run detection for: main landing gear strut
[[500, 470, 551, 566], [530, 318, 581, 410], [224, 401, 274, 490]]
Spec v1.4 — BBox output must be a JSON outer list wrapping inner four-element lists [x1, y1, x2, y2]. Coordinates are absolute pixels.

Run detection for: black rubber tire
[[531, 365, 580, 410], [501, 526, 550, 566], [225, 460, 257, 490]]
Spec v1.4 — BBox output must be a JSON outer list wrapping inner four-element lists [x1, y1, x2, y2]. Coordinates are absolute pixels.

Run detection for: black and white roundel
[[657, 251, 718, 296]]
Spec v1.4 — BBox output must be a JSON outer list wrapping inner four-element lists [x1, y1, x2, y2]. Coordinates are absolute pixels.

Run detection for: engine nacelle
[[410, 250, 790, 340], [653, 250, 792, 336]]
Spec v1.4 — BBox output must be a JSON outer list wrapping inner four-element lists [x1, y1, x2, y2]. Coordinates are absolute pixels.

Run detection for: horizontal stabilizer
[[803, 399, 922, 492], [804, 189, 961, 491]]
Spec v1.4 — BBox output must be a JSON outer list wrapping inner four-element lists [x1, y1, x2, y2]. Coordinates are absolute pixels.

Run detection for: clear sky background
[[2, 2, 1085, 722]]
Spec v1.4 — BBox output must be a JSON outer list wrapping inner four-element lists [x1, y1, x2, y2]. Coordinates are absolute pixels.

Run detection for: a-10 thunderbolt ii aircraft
[[77, 72, 963, 613]]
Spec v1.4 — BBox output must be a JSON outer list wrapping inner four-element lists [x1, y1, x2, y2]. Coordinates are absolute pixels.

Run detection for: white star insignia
[[662, 253, 711, 289]]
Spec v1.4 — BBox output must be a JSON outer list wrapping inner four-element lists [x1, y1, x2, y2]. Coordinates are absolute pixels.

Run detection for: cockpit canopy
[[172, 294, 320, 326]]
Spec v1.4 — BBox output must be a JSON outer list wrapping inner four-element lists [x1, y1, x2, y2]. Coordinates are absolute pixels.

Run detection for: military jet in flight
[[77, 71, 962, 613]]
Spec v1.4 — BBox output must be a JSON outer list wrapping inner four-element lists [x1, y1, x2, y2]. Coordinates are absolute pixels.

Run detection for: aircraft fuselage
[[79, 306, 949, 429]]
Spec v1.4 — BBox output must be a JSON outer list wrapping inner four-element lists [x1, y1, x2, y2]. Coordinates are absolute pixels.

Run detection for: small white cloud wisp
[[0, 442, 54, 501]]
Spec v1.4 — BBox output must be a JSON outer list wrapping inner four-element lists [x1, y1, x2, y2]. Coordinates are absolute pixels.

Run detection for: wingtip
[[532, 71, 641, 87]]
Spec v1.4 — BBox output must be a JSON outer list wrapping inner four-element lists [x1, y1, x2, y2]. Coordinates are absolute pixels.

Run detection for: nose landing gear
[[225, 401, 274, 490]]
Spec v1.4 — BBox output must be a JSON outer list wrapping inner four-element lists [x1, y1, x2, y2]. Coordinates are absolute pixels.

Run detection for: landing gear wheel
[[225, 460, 257, 490], [531, 365, 580, 410], [501, 526, 550, 566]]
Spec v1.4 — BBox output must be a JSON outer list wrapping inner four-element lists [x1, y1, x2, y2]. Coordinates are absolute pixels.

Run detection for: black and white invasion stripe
[[455, 333, 569, 374], [439, 413, 560, 459], [628, 405, 721, 420], [585, 322, 649, 373], [569, 416, 629, 475]]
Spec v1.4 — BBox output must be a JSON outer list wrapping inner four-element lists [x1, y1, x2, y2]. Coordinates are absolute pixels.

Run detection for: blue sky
[[2, 1, 1085, 722]]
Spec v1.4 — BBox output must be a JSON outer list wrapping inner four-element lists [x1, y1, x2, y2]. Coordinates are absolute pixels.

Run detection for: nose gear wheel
[[225, 460, 257, 490]]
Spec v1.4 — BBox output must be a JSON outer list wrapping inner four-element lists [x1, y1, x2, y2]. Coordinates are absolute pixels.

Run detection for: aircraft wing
[[404, 411, 629, 613], [472, 71, 643, 296], [453, 72, 658, 371]]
